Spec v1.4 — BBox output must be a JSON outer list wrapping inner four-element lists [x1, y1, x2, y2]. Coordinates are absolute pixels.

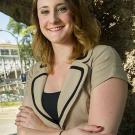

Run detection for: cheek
[[64, 16, 74, 32], [63, 15, 73, 24], [38, 17, 48, 34], [37, 18, 48, 38], [38, 17, 46, 27], [60, 11, 73, 25], [64, 18, 72, 25]]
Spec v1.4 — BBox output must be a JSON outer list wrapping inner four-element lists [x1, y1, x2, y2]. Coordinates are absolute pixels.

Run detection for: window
[[1, 49, 9, 55], [11, 49, 18, 55]]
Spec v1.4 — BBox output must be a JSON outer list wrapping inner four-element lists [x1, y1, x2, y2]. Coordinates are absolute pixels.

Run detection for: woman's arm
[[17, 127, 60, 135], [88, 78, 128, 135], [17, 126, 116, 135], [17, 123, 104, 135], [16, 107, 104, 135]]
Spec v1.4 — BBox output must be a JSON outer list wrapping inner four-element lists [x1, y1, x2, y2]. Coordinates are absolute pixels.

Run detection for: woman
[[15, 0, 128, 135]]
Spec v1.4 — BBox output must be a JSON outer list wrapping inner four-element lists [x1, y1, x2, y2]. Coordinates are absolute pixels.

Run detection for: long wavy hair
[[32, 0, 101, 73]]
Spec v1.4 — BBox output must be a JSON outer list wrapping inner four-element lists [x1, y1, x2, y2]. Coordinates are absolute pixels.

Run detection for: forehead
[[37, 0, 66, 8]]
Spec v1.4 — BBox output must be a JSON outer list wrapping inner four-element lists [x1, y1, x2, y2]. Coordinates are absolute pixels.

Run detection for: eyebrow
[[39, 6, 48, 10], [39, 3, 66, 10], [56, 3, 66, 7]]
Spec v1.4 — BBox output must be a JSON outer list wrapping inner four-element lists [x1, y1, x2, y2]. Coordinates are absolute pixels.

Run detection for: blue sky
[[0, 12, 16, 43]]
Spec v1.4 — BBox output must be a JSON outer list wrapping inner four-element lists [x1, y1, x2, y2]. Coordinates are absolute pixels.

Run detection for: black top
[[42, 91, 60, 124]]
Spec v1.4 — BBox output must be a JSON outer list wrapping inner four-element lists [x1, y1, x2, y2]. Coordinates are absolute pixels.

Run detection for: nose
[[49, 11, 59, 24]]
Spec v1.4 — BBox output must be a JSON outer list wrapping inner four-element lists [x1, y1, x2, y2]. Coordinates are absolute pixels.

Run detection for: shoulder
[[27, 61, 46, 79], [29, 61, 42, 73], [87, 45, 127, 90], [87, 45, 121, 66], [92, 45, 120, 60]]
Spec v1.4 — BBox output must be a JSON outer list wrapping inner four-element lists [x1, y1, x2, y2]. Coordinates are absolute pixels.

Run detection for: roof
[[0, 43, 18, 49]]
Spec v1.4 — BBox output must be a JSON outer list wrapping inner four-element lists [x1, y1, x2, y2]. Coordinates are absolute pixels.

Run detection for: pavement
[[0, 106, 19, 135]]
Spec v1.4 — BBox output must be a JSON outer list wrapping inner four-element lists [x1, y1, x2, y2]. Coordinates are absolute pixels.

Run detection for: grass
[[0, 101, 22, 107]]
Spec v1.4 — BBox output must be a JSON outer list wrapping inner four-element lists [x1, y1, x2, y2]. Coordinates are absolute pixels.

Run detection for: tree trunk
[[0, 0, 32, 25]]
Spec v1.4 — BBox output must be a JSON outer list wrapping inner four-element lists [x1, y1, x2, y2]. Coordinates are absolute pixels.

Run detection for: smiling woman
[[16, 0, 128, 135], [37, 0, 74, 45]]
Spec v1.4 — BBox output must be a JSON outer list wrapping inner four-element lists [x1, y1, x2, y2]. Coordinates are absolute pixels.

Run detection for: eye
[[57, 6, 68, 13], [40, 10, 49, 15]]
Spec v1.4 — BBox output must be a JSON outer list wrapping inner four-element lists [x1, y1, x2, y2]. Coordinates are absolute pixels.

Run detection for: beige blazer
[[23, 45, 127, 130]]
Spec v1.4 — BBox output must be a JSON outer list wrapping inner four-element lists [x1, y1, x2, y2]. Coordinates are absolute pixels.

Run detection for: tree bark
[[0, 0, 32, 25]]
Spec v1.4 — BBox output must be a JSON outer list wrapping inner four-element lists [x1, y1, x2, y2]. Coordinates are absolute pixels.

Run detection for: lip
[[48, 26, 64, 32]]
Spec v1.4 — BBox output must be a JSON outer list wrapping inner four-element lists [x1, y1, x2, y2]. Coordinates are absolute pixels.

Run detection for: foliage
[[19, 44, 34, 70], [124, 48, 135, 83], [0, 101, 21, 107], [7, 18, 27, 36], [118, 87, 135, 135], [87, 0, 134, 60], [6, 18, 35, 70]]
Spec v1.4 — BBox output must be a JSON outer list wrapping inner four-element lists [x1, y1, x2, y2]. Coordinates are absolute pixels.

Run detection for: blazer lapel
[[31, 67, 60, 128], [58, 60, 89, 128]]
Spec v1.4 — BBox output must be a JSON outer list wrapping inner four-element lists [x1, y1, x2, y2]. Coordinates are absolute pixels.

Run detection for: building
[[0, 42, 35, 95], [0, 43, 21, 79], [0, 43, 22, 94]]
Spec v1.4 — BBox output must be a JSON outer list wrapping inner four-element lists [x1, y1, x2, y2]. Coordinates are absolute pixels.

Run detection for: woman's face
[[37, 0, 73, 44]]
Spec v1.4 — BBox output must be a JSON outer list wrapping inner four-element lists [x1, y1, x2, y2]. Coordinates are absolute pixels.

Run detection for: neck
[[52, 42, 74, 65]]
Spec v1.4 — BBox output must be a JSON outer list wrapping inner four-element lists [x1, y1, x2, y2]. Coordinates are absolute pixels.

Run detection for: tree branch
[[0, 0, 32, 25]]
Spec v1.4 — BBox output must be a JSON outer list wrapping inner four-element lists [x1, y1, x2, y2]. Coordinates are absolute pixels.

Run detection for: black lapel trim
[[83, 49, 93, 64], [76, 49, 93, 64], [77, 52, 88, 60], [31, 73, 60, 126], [59, 66, 85, 121]]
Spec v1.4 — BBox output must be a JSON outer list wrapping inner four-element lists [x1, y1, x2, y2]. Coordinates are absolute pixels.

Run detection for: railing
[[0, 80, 25, 102]]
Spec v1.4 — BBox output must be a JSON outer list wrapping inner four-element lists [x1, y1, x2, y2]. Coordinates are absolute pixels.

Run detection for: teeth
[[49, 26, 63, 31]]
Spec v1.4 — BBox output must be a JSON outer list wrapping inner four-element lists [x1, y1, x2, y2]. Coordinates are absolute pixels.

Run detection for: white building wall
[[0, 43, 21, 79]]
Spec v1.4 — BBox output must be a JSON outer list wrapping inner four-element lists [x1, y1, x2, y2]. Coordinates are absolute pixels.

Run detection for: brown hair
[[32, 0, 101, 73]]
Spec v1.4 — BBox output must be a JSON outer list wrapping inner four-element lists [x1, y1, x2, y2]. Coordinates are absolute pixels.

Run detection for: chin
[[51, 39, 64, 44], [49, 36, 66, 44]]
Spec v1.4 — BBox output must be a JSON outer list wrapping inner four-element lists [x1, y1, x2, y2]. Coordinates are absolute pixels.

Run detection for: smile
[[48, 26, 64, 32]]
